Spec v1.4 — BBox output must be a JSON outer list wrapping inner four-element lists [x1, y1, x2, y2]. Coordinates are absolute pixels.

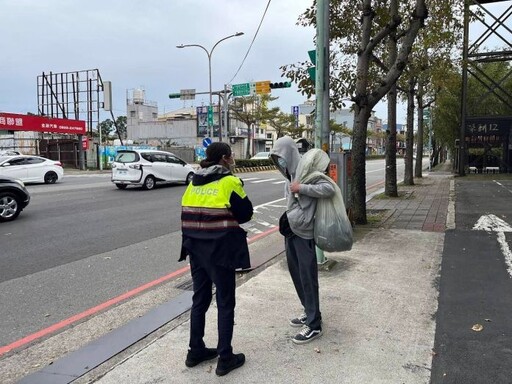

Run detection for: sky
[[1, 1, 509, 127], [0, 0, 402, 125]]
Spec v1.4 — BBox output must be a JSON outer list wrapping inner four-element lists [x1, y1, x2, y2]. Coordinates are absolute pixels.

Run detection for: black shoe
[[289, 313, 307, 327], [185, 347, 218, 367], [215, 353, 245, 376], [292, 325, 323, 344]]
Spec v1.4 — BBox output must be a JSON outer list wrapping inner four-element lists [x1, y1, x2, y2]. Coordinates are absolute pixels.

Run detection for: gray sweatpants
[[285, 235, 322, 329]]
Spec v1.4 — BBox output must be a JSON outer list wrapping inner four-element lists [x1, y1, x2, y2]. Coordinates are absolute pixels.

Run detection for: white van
[[111, 149, 195, 190]]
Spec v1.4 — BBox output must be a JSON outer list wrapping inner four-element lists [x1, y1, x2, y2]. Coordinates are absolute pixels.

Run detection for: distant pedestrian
[[180, 142, 253, 376], [270, 136, 335, 344]]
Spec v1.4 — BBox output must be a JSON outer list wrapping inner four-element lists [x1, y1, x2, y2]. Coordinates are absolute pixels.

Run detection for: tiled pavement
[[367, 163, 453, 233]]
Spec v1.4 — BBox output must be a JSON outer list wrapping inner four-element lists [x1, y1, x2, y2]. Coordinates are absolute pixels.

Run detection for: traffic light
[[270, 82, 291, 89], [168, 93, 181, 99]]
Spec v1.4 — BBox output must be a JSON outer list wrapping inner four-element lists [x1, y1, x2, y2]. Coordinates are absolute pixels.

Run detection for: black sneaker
[[215, 353, 245, 376], [185, 347, 218, 367], [289, 313, 307, 327], [292, 325, 323, 344]]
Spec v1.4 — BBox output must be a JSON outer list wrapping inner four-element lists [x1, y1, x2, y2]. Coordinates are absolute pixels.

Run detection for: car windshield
[[114, 151, 139, 163], [0, 156, 13, 163]]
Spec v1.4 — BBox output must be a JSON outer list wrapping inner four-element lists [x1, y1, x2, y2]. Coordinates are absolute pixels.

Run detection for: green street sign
[[308, 49, 316, 65], [232, 83, 251, 97], [307, 50, 316, 84], [207, 106, 213, 125]]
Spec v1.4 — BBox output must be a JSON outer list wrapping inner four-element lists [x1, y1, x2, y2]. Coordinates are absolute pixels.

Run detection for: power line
[[228, 0, 272, 84]]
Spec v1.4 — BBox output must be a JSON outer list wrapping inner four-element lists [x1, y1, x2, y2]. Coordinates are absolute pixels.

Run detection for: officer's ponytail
[[200, 142, 232, 168]]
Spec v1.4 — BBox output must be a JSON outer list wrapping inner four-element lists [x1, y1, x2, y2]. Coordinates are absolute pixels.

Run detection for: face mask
[[273, 156, 290, 180]]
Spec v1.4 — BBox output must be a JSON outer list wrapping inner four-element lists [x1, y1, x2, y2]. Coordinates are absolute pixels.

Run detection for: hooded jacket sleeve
[[298, 178, 336, 198]]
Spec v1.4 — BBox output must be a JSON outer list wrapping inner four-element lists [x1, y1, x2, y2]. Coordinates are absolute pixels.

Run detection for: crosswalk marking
[[251, 178, 276, 184]]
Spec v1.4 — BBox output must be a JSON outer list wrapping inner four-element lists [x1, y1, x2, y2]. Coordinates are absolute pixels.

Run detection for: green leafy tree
[[266, 112, 305, 139], [114, 116, 127, 140], [98, 119, 114, 143], [229, 94, 284, 158]]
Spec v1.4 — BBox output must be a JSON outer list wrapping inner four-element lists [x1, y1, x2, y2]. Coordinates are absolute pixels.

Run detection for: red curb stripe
[[0, 227, 280, 356], [0, 265, 191, 356]]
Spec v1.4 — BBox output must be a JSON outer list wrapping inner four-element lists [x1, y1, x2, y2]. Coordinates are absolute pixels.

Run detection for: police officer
[[180, 142, 253, 376]]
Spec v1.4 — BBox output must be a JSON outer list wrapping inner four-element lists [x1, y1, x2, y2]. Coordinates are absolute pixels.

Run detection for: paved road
[[0, 159, 399, 354], [431, 177, 512, 383]]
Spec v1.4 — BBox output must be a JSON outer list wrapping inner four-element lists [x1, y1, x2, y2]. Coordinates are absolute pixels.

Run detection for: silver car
[[111, 149, 195, 190]]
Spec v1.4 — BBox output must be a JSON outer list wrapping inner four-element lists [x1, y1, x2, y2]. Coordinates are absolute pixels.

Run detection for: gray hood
[[270, 136, 301, 181], [191, 164, 231, 186]]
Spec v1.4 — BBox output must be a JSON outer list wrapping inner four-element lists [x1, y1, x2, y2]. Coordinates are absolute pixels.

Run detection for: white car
[[111, 149, 195, 190], [0, 155, 64, 184]]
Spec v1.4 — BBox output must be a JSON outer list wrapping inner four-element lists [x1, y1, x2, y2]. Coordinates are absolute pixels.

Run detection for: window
[[152, 154, 167, 163], [166, 155, 182, 164], [115, 151, 139, 163], [5, 158, 26, 166], [25, 157, 45, 165], [130, 111, 136, 117]]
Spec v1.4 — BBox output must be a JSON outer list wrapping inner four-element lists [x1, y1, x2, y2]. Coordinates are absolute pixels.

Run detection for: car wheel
[[0, 192, 22, 222], [44, 171, 58, 184], [116, 184, 128, 190], [142, 175, 155, 190], [185, 172, 194, 185]]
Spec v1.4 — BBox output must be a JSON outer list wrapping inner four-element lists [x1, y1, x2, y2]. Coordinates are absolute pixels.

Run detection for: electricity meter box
[[329, 151, 352, 208]]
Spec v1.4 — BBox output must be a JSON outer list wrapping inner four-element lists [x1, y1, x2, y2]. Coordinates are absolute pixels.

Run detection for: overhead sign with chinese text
[[255, 80, 270, 94], [232, 83, 251, 97], [0, 112, 86, 135]]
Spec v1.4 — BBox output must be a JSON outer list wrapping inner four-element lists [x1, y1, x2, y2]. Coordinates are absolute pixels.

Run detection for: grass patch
[[367, 210, 387, 224], [372, 190, 409, 199]]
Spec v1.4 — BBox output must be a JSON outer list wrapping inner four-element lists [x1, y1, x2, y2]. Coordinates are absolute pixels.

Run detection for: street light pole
[[177, 32, 244, 141]]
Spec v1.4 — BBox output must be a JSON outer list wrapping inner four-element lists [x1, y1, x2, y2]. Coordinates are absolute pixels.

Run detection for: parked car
[[250, 152, 271, 160], [0, 176, 31, 222], [0, 155, 64, 184], [111, 149, 195, 190], [0, 150, 22, 156]]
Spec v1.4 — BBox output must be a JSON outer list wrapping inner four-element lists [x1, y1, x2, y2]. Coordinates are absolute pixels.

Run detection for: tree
[[114, 115, 127, 141], [283, 0, 427, 224], [98, 116, 127, 144], [229, 94, 281, 159], [266, 112, 304, 139], [432, 60, 512, 162], [98, 119, 114, 143]]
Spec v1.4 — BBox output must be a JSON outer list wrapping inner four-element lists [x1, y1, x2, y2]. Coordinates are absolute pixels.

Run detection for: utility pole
[[315, 0, 331, 265]]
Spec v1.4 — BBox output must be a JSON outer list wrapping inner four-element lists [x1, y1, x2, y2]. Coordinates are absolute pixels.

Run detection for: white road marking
[[494, 180, 512, 194], [473, 214, 512, 278], [251, 178, 276, 183]]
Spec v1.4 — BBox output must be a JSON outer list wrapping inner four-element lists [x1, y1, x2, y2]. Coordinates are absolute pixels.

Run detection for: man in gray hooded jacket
[[270, 136, 335, 344]]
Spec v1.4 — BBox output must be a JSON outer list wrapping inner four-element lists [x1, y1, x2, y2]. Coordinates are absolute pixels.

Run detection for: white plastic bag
[[314, 181, 353, 252]]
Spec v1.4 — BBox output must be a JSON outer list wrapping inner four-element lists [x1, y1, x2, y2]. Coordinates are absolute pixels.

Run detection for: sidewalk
[[22, 162, 454, 384]]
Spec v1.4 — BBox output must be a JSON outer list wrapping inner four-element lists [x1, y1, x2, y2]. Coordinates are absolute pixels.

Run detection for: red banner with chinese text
[[0, 113, 86, 135]]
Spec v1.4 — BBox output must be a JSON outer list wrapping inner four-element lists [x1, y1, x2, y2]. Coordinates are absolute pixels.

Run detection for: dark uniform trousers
[[285, 235, 322, 329], [189, 252, 236, 359]]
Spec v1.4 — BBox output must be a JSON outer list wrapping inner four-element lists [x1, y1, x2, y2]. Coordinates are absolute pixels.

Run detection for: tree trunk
[[404, 77, 415, 185], [351, 105, 371, 225], [415, 80, 425, 177], [385, 0, 399, 197]]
